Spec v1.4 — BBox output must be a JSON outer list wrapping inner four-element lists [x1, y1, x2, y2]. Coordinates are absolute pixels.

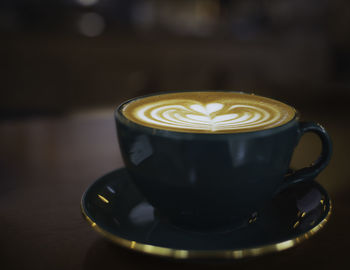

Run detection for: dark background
[[1, 1, 349, 269], [1, 0, 350, 115]]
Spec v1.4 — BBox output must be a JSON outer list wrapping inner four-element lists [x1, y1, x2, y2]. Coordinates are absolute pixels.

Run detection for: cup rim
[[115, 90, 299, 139]]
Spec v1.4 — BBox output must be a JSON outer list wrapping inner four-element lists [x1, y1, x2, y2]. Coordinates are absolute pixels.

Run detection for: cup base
[[154, 209, 259, 234]]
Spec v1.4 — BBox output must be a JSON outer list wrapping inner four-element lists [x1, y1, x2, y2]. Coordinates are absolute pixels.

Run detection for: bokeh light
[[77, 12, 105, 37], [76, 0, 99, 7]]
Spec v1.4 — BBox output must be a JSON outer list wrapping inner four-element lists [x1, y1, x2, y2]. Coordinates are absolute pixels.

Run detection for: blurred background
[[1, 1, 350, 269], [1, 0, 350, 116]]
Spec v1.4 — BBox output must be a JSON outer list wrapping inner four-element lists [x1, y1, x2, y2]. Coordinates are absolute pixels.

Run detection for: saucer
[[81, 168, 332, 259]]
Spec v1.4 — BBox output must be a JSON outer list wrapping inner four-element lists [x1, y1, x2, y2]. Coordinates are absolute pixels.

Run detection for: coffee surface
[[121, 92, 295, 133]]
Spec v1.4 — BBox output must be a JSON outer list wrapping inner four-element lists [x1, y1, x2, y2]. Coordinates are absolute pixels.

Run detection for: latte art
[[137, 102, 282, 132], [122, 92, 295, 133]]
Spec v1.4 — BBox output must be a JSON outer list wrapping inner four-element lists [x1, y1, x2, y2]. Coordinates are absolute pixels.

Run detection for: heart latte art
[[121, 92, 295, 133]]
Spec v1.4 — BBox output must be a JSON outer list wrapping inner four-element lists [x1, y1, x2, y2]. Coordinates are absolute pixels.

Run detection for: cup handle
[[277, 122, 332, 193]]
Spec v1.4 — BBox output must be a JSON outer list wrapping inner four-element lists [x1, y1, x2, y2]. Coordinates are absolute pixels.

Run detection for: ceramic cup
[[115, 91, 332, 231]]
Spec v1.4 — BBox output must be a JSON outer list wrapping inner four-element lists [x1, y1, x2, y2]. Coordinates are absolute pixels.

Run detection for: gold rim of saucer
[[80, 199, 332, 259]]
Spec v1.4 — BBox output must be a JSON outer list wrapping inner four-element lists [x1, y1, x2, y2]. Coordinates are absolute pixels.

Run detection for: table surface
[[0, 109, 348, 270]]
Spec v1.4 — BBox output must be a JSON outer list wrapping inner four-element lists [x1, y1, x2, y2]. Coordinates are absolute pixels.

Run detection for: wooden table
[[0, 109, 348, 269]]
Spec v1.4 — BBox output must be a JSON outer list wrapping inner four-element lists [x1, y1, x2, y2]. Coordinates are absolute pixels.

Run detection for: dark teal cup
[[115, 92, 332, 231]]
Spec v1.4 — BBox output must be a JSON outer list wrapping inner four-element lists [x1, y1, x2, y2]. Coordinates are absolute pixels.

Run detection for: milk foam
[[122, 92, 295, 133]]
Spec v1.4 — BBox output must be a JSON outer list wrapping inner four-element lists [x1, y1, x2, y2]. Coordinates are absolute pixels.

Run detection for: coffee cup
[[115, 91, 332, 230]]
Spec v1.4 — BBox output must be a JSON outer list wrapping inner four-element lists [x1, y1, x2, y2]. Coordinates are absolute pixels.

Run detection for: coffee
[[116, 91, 332, 230], [122, 91, 295, 133]]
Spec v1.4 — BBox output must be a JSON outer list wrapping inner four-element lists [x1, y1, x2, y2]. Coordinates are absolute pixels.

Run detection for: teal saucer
[[81, 168, 331, 259]]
